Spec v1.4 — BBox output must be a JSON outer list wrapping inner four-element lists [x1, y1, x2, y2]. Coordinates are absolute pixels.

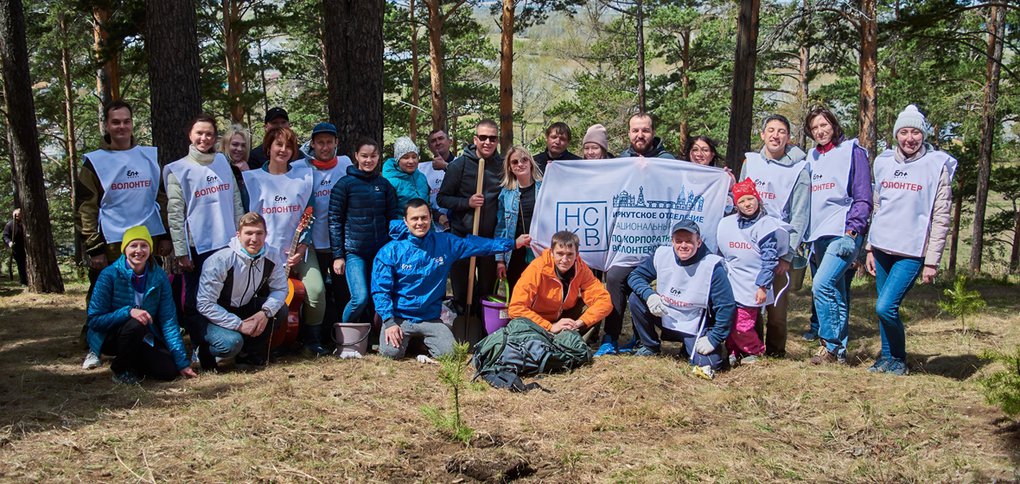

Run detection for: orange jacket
[[508, 249, 613, 331]]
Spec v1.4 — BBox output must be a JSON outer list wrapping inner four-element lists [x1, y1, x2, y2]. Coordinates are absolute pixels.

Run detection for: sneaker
[[741, 355, 761, 365], [593, 335, 619, 357], [82, 351, 101, 370], [236, 353, 267, 367], [302, 342, 329, 358], [809, 346, 842, 365], [111, 370, 143, 385], [802, 330, 818, 341], [867, 357, 889, 373], [633, 346, 660, 357], [728, 354, 739, 368], [691, 365, 715, 380], [884, 358, 909, 376]]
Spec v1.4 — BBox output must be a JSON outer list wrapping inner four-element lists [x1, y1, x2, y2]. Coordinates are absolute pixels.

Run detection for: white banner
[[530, 157, 731, 271]]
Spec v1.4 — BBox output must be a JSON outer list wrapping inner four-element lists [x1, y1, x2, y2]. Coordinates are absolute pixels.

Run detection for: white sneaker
[[339, 350, 363, 359], [82, 351, 101, 370], [691, 364, 715, 381]]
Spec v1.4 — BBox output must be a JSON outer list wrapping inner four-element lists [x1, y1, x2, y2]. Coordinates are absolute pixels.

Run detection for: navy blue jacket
[[627, 245, 734, 347], [328, 165, 400, 260], [619, 137, 676, 159]]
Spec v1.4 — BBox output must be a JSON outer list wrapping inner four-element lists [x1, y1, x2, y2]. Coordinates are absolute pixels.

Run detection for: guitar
[[270, 207, 314, 350]]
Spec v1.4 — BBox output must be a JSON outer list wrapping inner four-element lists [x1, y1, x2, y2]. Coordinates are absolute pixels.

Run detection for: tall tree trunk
[[857, 0, 878, 161], [0, 0, 65, 292], [92, 5, 120, 132], [797, 0, 810, 148], [323, 0, 384, 154], [725, 0, 760, 171], [969, 4, 1005, 273], [498, 0, 515, 153], [635, 0, 646, 112], [949, 190, 962, 274], [678, 27, 690, 147], [409, 0, 420, 142], [424, 0, 448, 132], [1010, 204, 1020, 273], [223, 0, 245, 123], [146, 0, 203, 167], [58, 13, 81, 264]]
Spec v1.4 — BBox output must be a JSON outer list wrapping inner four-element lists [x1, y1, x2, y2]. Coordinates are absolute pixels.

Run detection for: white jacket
[[197, 237, 288, 331]]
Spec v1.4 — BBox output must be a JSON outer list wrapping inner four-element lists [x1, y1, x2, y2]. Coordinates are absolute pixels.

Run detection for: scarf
[[311, 156, 338, 170]]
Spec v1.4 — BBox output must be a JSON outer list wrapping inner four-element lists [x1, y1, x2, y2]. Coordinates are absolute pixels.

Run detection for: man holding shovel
[[437, 119, 504, 343]]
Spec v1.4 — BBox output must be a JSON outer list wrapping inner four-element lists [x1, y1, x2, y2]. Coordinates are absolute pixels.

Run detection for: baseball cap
[[264, 107, 289, 123], [670, 219, 701, 236], [311, 122, 337, 138]]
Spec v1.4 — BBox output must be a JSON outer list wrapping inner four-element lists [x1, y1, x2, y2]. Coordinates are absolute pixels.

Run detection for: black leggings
[[101, 319, 179, 380], [603, 265, 638, 340]]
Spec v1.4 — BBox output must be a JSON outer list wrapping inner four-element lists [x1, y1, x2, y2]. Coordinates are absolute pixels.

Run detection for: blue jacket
[[86, 256, 189, 371], [328, 165, 401, 260], [381, 157, 430, 210], [627, 245, 735, 347], [372, 219, 513, 327], [494, 181, 542, 264]]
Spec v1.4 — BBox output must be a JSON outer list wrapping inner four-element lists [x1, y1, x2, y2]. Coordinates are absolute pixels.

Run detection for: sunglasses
[[475, 134, 498, 143], [510, 158, 529, 165]]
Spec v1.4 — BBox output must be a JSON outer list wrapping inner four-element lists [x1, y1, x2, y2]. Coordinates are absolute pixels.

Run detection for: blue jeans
[[204, 299, 284, 359], [342, 252, 375, 324], [811, 235, 862, 357], [628, 293, 725, 369], [873, 249, 923, 360], [808, 262, 854, 340]]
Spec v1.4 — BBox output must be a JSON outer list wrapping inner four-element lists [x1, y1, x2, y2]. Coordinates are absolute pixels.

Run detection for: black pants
[[100, 319, 179, 380], [603, 265, 637, 340], [505, 248, 530, 296], [316, 250, 350, 328], [12, 248, 26, 285], [180, 247, 216, 360], [450, 254, 496, 344]]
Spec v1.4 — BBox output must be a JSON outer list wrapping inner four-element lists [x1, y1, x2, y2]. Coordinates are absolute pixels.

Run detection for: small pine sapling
[[420, 342, 474, 444], [938, 275, 986, 334], [979, 347, 1020, 418]]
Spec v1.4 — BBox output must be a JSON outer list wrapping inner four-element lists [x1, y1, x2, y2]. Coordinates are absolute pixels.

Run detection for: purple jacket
[[816, 138, 872, 235]]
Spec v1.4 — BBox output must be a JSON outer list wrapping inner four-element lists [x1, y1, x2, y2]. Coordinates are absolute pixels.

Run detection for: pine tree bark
[[0, 0, 65, 293], [499, 0, 515, 153], [948, 190, 962, 274], [857, 0, 878, 161], [678, 26, 690, 148], [223, 0, 245, 123], [146, 0, 203, 167], [796, 0, 811, 148], [635, 0, 646, 113], [409, 0, 420, 142], [424, 0, 448, 132], [725, 0, 760, 171], [322, 0, 384, 154], [58, 13, 81, 264], [969, 4, 1005, 273], [92, 5, 120, 132]]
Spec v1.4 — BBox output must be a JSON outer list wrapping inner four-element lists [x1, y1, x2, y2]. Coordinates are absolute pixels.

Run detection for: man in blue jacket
[[372, 198, 523, 359], [627, 220, 734, 379]]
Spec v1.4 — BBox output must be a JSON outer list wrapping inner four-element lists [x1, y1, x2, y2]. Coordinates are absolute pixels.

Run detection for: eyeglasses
[[475, 134, 498, 143], [510, 158, 528, 165]]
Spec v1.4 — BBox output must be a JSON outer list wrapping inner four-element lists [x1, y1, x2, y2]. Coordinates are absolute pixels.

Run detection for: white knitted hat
[[393, 136, 419, 161], [893, 104, 927, 139]]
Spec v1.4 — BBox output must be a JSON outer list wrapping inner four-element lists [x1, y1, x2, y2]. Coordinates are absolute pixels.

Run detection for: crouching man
[[627, 220, 735, 379], [508, 231, 612, 333], [196, 212, 288, 368], [372, 198, 522, 359]]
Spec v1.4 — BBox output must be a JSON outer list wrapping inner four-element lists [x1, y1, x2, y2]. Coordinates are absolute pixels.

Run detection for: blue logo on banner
[[556, 201, 608, 252]]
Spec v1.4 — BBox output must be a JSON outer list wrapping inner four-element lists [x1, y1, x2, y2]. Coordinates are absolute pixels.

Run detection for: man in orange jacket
[[508, 231, 612, 333]]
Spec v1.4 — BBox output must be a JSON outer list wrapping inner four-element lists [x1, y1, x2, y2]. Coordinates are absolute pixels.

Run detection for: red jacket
[[508, 249, 612, 331]]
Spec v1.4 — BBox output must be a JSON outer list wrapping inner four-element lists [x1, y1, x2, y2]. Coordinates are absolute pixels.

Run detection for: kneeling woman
[[86, 226, 197, 383], [865, 105, 955, 376]]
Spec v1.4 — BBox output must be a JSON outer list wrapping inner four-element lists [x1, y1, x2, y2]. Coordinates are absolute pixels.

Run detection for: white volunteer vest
[[868, 149, 954, 258], [417, 161, 447, 214], [86, 146, 165, 243], [163, 153, 237, 254], [653, 246, 721, 334], [743, 152, 808, 222], [716, 214, 791, 307], [300, 157, 351, 251], [242, 165, 314, 253], [807, 138, 857, 242]]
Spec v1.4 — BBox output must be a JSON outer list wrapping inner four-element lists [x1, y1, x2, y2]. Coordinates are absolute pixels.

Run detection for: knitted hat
[[121, 225, 152, 253], [581, 124, 608, 152], [731, 178, 760, 203], [393, 136, 419, 161], [893, 104, 927, 140]]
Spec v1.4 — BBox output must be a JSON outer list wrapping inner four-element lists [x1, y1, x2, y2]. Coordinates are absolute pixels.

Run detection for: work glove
[[646, 294, 666, 317], [833, 235, 856, 258], [694, 336, 716, 355]]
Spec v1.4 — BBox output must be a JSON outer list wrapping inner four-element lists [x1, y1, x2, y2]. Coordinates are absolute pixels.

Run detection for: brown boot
[[810, 346, 841, 365]]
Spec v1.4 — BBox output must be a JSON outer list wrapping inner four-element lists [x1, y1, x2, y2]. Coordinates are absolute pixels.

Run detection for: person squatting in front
[[86, 226, 197, 384], [372, 199, 525, 360], [507, 231, 613, 334], [864, 104, 956, 376], [196, 212, 288, 368], [626, 220, 735, 380], [717, 178, 791, 366]]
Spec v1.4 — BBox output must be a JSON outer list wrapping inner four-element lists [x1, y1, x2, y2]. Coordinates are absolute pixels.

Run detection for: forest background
[[0, 0, 1018, 291]]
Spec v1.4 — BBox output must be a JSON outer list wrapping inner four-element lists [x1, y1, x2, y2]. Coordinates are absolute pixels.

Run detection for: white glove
[[646, 294, 666, 317], [694, 336, 716, 355]]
